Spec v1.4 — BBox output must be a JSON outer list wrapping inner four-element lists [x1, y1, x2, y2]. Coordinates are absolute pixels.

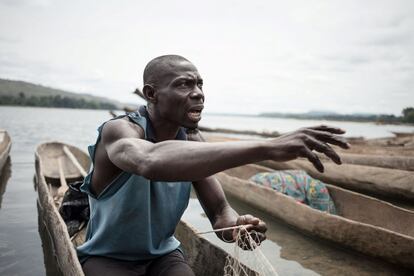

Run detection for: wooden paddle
[[63, 146, 87, 177], [57, 158, 68, 195]]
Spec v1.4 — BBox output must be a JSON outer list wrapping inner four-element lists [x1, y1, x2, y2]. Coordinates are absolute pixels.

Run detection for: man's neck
[[146, 107, 180, 142]]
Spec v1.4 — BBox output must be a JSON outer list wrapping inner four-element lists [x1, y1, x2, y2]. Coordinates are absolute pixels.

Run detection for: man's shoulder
[[101, 116, 145, 142]]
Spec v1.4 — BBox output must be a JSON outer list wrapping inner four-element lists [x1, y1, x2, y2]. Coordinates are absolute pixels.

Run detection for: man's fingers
[[305, 137, 342, 164], [237, 214, 259, 225], [237, 215, 266, 233], [234, 215, 267, 250], [246, 220, 267, 233], [308, 125, 346, 134], [305, 129, 350, 149], [303, 148, 324, 172]]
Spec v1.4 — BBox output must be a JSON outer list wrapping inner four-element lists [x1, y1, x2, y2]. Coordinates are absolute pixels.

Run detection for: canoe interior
[[36, 142, 258, 276], [223, 164, 414, 238], [36, 142, 90, 186]]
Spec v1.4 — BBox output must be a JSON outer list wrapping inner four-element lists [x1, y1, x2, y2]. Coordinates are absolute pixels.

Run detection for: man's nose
[[190, 87, 204, 102]]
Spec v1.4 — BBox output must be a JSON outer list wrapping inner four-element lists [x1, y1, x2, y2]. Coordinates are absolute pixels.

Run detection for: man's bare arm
[[193, 176, 267, 243], [102, 120, 349, 182], [189, 131, 267, 245]]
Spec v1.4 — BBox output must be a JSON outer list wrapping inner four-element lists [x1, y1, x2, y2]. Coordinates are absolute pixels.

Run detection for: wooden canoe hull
[[259, 159, 414, 201], [319, 152, 414, 171], [0, 129, 11, 173], [216, 164, 414, 269], [35, 144, 86, 276], [35, 142, 257, 276]]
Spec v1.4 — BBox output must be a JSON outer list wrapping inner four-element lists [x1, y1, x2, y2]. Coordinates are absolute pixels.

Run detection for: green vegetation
[[0, 92, 117, 109], [402, 107, 414, 123], [0, 78, 122, 110]]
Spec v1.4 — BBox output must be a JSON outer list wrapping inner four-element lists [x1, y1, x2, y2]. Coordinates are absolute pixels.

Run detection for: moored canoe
[[216, 163, 414, 269], [0, 129, 11, 174]]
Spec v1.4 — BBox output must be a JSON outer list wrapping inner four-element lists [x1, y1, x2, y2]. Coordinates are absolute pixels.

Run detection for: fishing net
[[223, 225, 278, 276], [198, 225, 278, 276]]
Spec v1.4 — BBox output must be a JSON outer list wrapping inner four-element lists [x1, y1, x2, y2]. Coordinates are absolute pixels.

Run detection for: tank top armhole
[[126, 112, 148, 140]]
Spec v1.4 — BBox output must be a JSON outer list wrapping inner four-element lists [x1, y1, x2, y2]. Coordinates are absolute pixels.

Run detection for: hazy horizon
[[1, 0, 413, 116]]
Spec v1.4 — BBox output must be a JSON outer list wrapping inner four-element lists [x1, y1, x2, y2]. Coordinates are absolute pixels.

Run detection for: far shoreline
[[1, 104, 414, 127]]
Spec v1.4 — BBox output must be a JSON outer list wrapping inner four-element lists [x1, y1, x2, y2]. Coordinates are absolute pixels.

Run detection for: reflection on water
[[183, 192, 412, 276], [0, 157, 11, 208]]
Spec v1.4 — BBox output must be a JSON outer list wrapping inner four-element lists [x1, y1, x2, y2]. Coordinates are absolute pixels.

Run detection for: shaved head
[[142, 54, 204, 129], [143, 55, 192, 86]]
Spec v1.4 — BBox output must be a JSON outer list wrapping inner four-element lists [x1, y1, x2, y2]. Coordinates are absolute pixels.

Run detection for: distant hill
[[0, 78, 127, 110]]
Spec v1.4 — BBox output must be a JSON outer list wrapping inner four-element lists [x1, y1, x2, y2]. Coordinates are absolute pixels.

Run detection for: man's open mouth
[[187, 106, 203, 122]]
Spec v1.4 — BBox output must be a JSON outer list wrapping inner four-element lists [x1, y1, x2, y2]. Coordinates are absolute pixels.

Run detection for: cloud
[[364, 31, 413, 47], [1, 0, 413, 116], [0, 0, 52, 7], [0, 36, 19, 44]]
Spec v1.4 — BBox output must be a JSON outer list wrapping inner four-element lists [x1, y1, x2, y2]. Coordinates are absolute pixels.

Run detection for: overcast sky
[[0, 0, 413, 115]]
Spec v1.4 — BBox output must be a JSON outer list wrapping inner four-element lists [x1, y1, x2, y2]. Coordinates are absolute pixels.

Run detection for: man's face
[[154, 61, 205, 129]]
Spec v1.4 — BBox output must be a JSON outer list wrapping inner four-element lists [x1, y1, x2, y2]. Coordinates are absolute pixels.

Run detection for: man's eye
[[197, 82, 203, 88], [178, 81, 188, 87]]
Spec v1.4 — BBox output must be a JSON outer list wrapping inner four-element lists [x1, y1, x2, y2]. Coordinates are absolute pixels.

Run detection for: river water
[[0, 106, 413, 275]]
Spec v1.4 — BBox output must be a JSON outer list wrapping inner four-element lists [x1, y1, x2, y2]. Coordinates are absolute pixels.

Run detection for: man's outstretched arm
[[103, 119, 349, 182]]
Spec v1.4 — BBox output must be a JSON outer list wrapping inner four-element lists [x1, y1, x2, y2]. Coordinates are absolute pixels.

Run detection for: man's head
[[143, 55, 204, 129]]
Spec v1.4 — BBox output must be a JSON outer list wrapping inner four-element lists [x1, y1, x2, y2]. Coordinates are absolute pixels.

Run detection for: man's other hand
[[232, 214, 267, 250]]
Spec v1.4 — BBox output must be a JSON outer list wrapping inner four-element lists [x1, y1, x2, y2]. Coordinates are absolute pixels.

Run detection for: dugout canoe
[[318, 152, 414, 171], [0, 129, 11, 173], [258, 159, 414, 201], [35, 141, 257, 276], [215, 164, 414, 269]]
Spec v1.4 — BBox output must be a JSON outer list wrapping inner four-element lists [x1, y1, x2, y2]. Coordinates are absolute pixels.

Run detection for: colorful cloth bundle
[[249, 170, 336, 214]]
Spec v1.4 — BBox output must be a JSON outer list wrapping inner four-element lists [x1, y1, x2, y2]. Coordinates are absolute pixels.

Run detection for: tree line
[[0, 92, 117, 110], [260, 107, 414, 124], [402, 107, 414, 123]]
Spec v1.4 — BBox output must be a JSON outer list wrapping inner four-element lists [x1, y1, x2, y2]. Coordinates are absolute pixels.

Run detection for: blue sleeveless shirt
[[77, 106, 191, 262]]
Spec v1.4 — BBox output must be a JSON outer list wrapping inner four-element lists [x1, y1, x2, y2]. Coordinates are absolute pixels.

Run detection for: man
[[77, 55, 349, 275]]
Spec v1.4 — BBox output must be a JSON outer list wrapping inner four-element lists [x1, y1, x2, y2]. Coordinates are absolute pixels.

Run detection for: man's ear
[[143, 84, 157, 104]]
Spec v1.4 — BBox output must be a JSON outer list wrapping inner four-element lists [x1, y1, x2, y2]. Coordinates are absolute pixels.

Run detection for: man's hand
[[268, 125, 350, 172], [232, 214, 267, 250]]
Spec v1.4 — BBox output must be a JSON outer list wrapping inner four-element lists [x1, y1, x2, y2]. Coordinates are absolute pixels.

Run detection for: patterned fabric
[[249, 170, 336, 214]]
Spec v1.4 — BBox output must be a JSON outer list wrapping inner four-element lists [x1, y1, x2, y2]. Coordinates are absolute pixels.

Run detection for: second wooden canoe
[[0, 129, 11, 174], [216, 164, 414, 269], [318, 152, 414, 171]]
